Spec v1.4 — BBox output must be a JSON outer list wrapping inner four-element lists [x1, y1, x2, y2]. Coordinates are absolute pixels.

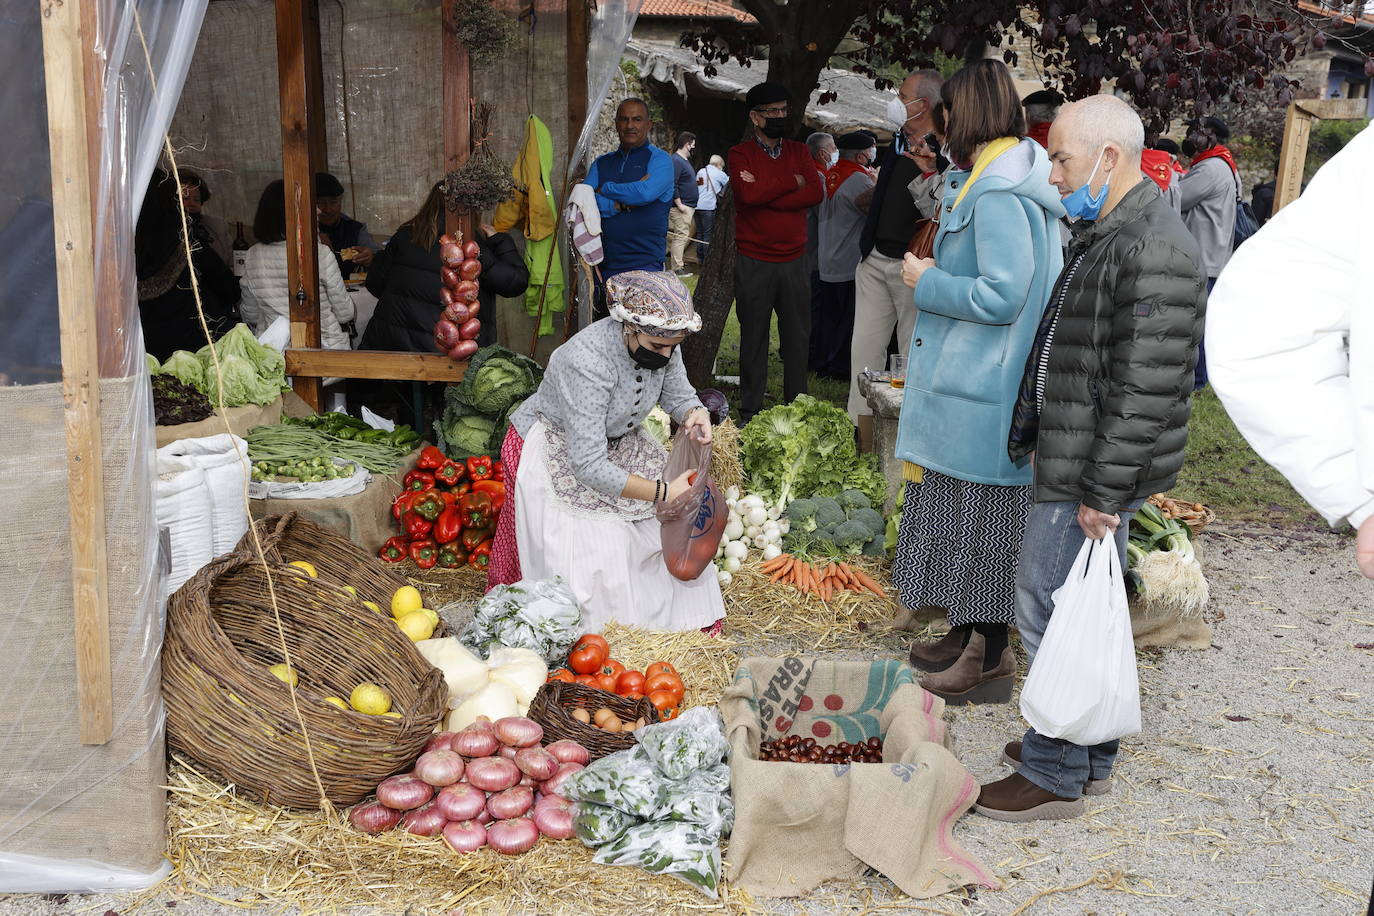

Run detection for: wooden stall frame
[[1273, 97, 1367, 214]]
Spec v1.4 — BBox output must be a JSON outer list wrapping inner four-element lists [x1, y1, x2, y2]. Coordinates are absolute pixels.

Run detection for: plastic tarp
[[0, 0, 207, 893]]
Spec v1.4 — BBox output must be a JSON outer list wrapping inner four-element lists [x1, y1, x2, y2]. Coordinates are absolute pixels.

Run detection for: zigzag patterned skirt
[[891, 471, 1031, 626]]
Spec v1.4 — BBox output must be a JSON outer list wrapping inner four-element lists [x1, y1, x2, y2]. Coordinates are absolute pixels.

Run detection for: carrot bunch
[[758, 553, 887, 601]]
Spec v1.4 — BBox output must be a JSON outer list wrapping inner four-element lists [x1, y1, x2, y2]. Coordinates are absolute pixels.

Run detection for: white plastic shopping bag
[[1020, 538, 1141, 746]]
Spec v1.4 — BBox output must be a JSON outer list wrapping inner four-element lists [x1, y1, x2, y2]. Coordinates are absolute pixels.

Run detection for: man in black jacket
[[976, 95, 1205, 822]]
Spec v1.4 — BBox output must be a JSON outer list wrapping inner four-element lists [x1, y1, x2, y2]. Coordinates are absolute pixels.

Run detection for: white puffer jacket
[[240, 241, 354, 350], [1208, 124, 1374, 530]]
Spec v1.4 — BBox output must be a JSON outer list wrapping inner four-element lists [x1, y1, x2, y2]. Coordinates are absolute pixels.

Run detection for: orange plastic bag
[[657, 426, 727, 581]]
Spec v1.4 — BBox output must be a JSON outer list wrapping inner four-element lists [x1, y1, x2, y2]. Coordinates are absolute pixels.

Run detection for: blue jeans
[[696, 209, 715, 264], [1014, 497, 1142, 797], [1194, 277, 1215, 390]]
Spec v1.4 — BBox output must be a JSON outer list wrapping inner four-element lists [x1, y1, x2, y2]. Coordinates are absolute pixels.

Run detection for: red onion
[[532, 795, 575, 840], [467, 301, 481, 319], [454, 279, 480, 303], [440, 265, 462, 288], [518, 773, 536, 787], [442, 820, 487, 854], [415, 749, 466, 787], [459, 259, 483, 281], [439, 241, 463, 267], [544, 740, 590, 766], [458, 317, 482, 340], [475, 807, 492, 825], [461, 240, 481, 260], [486, 817, 539, 855], [442, 301, 471, 325], [515, 747, 559, 781], [487, 785, 534, 820], [376, 774, 434, 811], [468, 716, 496, 732], [541, 762, 583, 798], [434, 782, 487, 821], [494, 717, 544, 748], [498, 744, 519, 761], [465, 756, 520, 792], [439, 286, 457, 309], [448, 340, 479, 361], [349, 801, 401, 835], [401, 802, 447, 837], [425, 732, 458, 754], [439, 233, 457, 247], [451, 728, 499, 758], [434, 319, 462, 352]]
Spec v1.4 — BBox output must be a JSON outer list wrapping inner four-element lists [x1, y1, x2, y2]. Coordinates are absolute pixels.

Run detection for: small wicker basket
[[527, 681, 659, 762], [162, 554, 446, 808]]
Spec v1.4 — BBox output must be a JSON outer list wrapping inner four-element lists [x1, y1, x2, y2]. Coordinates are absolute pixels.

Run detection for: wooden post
[[1273, 98, 1366, 215], [304, 0, 329, 173], [277, 0, 324, 410], [40, 0, 114, 745], [441, 0, 472, 239], [567, 0, 589, 165]]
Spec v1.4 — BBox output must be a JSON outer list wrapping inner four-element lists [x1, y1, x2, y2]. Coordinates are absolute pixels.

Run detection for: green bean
[[246, 424, 408, 473]]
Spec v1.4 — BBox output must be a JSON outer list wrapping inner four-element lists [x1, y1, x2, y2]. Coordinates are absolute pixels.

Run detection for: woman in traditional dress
[[485, 270, 723, 632]]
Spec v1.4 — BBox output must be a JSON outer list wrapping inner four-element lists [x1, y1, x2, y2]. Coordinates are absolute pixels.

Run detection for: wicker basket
[[527, 681, 659, 762], [236, 512, 444, 635], [1147, 494, 1216, 536], [162, 553, 446, 808]]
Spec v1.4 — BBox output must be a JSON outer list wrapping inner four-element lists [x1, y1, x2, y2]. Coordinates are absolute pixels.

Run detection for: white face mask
[[828, 150, 839, 167], [865, 148, 877, 167], [886, 96, 910, 128]]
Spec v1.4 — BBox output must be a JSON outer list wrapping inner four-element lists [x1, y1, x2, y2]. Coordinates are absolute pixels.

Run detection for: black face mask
[[629, 343, 671, 370], [760, 117, 787, 139]]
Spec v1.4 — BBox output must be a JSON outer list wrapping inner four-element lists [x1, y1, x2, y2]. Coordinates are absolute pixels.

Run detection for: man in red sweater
[[728, 82, 825, 422]]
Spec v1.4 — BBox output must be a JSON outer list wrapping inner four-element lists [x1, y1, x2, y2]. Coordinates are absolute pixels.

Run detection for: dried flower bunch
[[451, 0, 517, 67], [442, 103, 516, 215]]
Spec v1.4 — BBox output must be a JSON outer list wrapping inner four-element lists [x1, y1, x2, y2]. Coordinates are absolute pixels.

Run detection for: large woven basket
[[236, 512, 444, 635], [163, 553, 446, 808], [528, 681, 659, 762]]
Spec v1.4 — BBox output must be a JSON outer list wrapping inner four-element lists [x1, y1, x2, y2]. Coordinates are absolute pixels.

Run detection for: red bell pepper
[[492, 459, 505, 483], [439, 489, 459, 508], [433, 506, 462, 545], [402, 509, 433, 540], [409, 490, 446, 522], [392, 490, 418, 522], [416, 445, 447, 470], [466, 455, 494, 481], [403, 469, 436, 492], [459, 490, 495, 528], [461, 525, 494, 552], [467, 539, 492, 570], [435, 459, 466, 487], [437, 545, 466, 569], [450, 480, 471, 497], [378, 536, 408, 563], [409, 538, 438, 570], [471, 479, 505, 513]]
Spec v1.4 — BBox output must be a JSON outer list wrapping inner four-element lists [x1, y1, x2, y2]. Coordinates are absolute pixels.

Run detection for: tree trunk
[[681, 186, 738, 389]]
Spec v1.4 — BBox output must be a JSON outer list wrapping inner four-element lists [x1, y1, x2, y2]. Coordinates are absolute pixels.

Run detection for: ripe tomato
[[645, 673, 685, 704], [616, 670, 647, 696], [574, 674, 597, 687], [594, 673, 619, 692], [645, 661, 677, 679], [601, 658, 627, 679], [547, 668, 575, 683], [574, 633, 610, 657], [647, 689, 677, 715], [659, 705, 681, 721], [568, 643, 605, 675], [620, 691, 645, 702]]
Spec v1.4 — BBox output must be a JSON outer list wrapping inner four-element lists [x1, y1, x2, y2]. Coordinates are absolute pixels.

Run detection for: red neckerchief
[[825, 159, 868, 198], [1027, 122, 1051, 149], [1190, 145, 1236, 174], [1140, 149, 1174, 192]]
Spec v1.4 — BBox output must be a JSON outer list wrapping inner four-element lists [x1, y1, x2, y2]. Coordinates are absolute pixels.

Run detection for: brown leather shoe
[[973, 772, 1084, 822], [1000, 741, 1113, 796], [907, 626, 967, 672], [918, 632, 1014, 704]]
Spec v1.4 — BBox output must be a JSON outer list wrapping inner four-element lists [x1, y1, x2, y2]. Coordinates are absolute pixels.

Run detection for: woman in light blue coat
[[893, 60, 1065, 704]]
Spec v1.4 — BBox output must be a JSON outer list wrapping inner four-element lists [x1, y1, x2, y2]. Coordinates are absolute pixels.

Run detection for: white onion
[[723, 516, 745, 541], [401, 802, 447, 837], [762, 544, 782, 561], [375, 774, 434, 811], [717, 570, 733, 586], [451, 728, 500, 758], [724, 540, 748, 560], [486, 817, 540, 855], [531, 795, 575, 839], [541, 761, 583, 798], [767, 503, 782, 520], [544, 740, 590, 766], [723, 557, 742, 573], [725, 485, 741, 501], [746, 524, 761, 539], [414, 749, 465, 787], [514, 747, 559, 781], [494, 716, 544, 748], [465, 756, 520, 792], [441, 820, 487, 854], [746, 506, 768, 527], [424, 732, 458, 754], [487, 785, 534, 820], [752, 534, 771, 550], [349, 801, 401, 835], [434, 782, 487, 821]]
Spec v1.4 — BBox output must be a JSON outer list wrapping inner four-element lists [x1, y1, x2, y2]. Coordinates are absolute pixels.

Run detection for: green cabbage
[[158, 350, 207, 394], [436, 404, 498, 458], [452, 345, 541, 416]]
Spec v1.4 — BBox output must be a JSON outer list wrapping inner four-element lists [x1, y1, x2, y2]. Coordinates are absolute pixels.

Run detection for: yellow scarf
[[950, 136, 1020, 211]]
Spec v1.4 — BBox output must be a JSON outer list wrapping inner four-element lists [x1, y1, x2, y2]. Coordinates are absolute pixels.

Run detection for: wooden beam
[[284, 349, 470, 382], [40, 0, 114, 745], [304, 0, 329, 172], [277, 0, 324, 410], [1274, 102, 1312, 215], [441, 0, 472, 239], [1295, 98, 1368, 121], [567, 0, 590, 163]]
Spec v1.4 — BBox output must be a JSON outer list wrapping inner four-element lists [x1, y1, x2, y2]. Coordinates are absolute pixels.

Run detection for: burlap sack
[[1130, 597, 1213, 650], [154, 396, 282, 447], [719, 657, 997, 899], [0, 379, 167, 883]]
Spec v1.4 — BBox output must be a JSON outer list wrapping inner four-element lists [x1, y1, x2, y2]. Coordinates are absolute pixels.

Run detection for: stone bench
[[857, 373, 904, 513]]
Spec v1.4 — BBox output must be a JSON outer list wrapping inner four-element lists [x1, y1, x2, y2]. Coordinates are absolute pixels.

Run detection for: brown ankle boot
[[907, 626, 967, 672], [973, 772, 1084, 822], [918, 632, 1015, 704]]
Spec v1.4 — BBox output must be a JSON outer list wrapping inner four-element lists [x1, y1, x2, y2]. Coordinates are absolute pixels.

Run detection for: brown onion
[[461, 240, 481, 260], [448, 340, 479, 361], [434, 782, 487, 821], [401, 802, 447, 836], [452, 728, 500, 758], [425, 732, 458, 754], [486, 817, 539, 855], [532, 795, 574, 840], [487, 785, 534, 820], [442, 819, 487, 854], [459, 259, 483, 281], [544, 740, 590, 766], [376, 774, 434, 811], [494, 717, 544, 748], [349, 801, 401, 835], [458, 317, 482, 341], [515, 747, 559, 781], [415, 749, 466, 787], [541, 761, 583, 798], [465, 756, 520, 792]]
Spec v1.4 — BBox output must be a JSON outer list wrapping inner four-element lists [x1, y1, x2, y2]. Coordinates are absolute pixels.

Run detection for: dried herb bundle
[[451, 0, 517, 67], [442, 102, 516, 215]]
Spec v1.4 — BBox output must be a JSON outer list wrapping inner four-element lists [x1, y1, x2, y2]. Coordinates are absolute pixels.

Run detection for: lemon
[[287, 560, 318, 578], [391, 585, 423, 617], [396, 611, 435, 642], [269, 663, 299, 687], [323, 696, 349, 711], [350, 682, 392, 715], [418, 607, 440, 629], [341, 585, 358, 597], [361, 600, 383, 615]]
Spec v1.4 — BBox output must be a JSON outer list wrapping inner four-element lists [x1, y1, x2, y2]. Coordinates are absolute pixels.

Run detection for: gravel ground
[[2, 522, 1370, 916]]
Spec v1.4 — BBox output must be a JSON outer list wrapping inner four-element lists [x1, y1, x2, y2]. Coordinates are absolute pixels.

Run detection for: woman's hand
[[479, 223, 497, 238], [683, 407, 712, 445], [666, 470, 695, 502], [902, 253, 934, 289]]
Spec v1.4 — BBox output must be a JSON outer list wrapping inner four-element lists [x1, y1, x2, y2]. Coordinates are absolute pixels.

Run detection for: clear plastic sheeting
[[0, 0, 207, 893]]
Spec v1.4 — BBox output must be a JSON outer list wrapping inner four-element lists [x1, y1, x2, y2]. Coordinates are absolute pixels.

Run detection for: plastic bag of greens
[[592, 820, 723, 898], [458, 578, 582, 664], [634, 706, 729, 781], [560, 746, 667, 818], [657, 766, 733, 834], [572, 803, 641, 847]]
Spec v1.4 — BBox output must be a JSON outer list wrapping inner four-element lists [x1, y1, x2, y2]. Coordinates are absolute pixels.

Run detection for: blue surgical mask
[[1061, 147, 1109, 221]]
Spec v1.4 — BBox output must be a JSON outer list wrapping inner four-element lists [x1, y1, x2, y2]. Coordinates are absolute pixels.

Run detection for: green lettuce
[[213, 352, 282, 406], [740, 395, 886, 509], [158, 350, 207, 394], [145, 353, 160, 375]]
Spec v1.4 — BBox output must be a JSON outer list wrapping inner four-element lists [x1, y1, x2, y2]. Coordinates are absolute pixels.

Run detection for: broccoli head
[[812, 496, 847, 530], [831, 519, 874, 555], [862, 535, 886, 556], [784, 497, 818, 534], [847, 506, 886, 538], [837, 489, 871, 512]]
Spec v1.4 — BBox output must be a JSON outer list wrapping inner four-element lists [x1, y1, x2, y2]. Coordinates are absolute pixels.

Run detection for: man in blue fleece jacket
[[583, 98, 675, 279]]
